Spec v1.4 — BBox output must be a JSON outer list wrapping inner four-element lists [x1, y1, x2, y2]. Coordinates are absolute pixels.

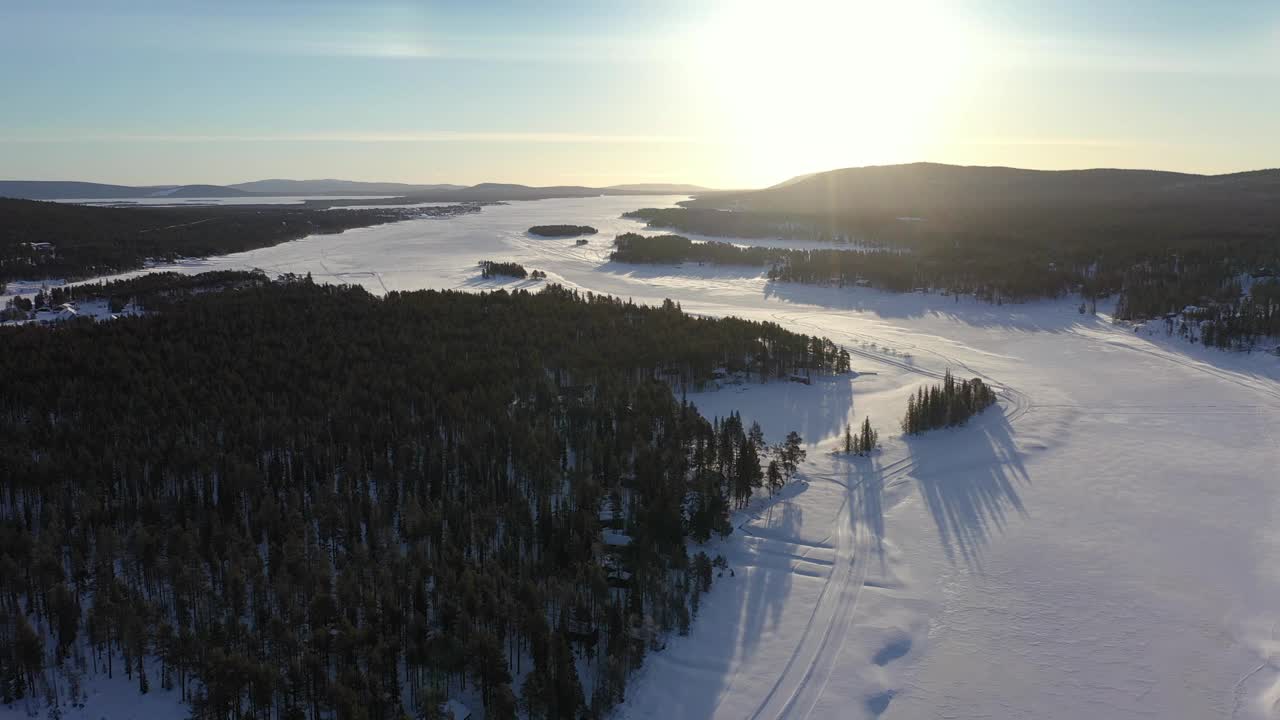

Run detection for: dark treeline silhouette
[[479, 260, 530, 279], [528, 225, 598, 238], [902, 371, 998, 435], [623, 208, 827, 240], [0, 277, 842, 720], [46, 271, 272, 309], [0, 198, 481, 283], [609, 232, 1065, 299], [610, 224, 1280, 348], [635, 163, 1280, 349]]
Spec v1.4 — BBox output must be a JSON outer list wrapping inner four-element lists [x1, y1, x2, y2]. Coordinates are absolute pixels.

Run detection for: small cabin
[[566, 611, 599, 643], [442, 700, 472, 720], [602, 529, 632, 549], [598, 506, 623, 529], [604, 555, 633, 587]]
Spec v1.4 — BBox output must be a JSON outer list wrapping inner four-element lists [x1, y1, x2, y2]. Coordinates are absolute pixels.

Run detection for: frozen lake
[[38, 196, 1280, 719]]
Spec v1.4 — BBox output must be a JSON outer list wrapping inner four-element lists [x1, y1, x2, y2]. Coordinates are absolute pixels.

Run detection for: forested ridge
[[628, 164, 1280, 346], [609, 232, 1067, 299], [0, 198, 481, 284], [609, 229, 1280, 349], [0, 277, 846, 719]]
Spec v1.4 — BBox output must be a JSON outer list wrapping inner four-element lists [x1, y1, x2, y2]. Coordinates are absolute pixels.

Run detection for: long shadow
[[763, 279, 1109, 335], [833, 454, 887, 558], [688, 374, 854, 450], [636, 480, 810, 719], [456, 274, 545, 290], [903, 408, 1031, 571], [736, 498, 804, 660], [597, 259, 766, 281]]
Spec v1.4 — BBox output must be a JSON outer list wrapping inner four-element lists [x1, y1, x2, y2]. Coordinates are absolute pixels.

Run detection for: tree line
[[610, 225, 1280, 349], [0, 198, 482, 283], [479, 261, 532, 280], [902, 371, 998, 435], [0, 276, 843, 720], [528, 226, 597, 238], [608, 232, 1069, 301]]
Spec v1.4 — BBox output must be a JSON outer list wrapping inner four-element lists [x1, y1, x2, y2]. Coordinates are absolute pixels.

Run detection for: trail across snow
[[26, 195, 1280, 720]]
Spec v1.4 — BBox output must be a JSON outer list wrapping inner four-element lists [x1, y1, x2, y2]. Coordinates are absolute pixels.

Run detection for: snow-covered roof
[[603, 529, 632, 547], [443, 699, 471, 720]]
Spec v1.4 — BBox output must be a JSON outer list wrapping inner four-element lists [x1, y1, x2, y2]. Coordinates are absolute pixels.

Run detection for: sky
[[1, 0, 1279, 189]]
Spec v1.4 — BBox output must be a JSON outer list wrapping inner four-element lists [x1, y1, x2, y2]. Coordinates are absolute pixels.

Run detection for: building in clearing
[[443, 699, 471, 720]]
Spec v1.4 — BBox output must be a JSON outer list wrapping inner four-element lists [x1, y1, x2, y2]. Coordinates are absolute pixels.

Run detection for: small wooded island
[[528, 224, 598, 237], [479, 259, 545, 279]]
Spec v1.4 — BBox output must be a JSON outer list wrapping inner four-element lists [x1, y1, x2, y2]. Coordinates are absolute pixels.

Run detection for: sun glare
[[699, 0, 973, 184]]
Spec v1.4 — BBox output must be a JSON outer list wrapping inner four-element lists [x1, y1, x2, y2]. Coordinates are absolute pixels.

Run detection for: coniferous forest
[[479, 260, 531, 280], [901, 371, 999, 435], [0, 277, 846, 720], [527, 226, 597, 238], [609, 230, 1280, 349], [0, 198, 483, 284]]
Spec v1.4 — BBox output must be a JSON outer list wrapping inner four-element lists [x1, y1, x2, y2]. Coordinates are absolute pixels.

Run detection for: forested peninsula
[[0, 199, 481, 284], [0, 275, 846, 719]]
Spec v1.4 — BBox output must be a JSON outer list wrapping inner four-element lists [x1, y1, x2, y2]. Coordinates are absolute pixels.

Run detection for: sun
[[697, 0, 974, 185]]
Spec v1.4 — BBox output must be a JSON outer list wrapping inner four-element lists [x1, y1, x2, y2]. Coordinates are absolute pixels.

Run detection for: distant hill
[[0, 178, 713, 203], [228, 179, 467, 195], [0, 181, 177, 200], [0, 181, 255, 200], [766, 172, 819, 190], [690, 162, 1280, 214], [606, 183, 710, 194], [309, 182, 715, 208], [159, 184, 251, 198]]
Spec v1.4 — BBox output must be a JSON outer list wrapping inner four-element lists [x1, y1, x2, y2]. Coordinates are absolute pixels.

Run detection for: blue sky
[[2, 0, 1278, 187]]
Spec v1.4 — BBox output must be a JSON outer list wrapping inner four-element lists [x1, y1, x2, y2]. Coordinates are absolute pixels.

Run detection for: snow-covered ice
[[10, 195, 1280, 720]]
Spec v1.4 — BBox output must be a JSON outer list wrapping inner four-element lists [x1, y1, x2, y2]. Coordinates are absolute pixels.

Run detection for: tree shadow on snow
[[596, 260, 766, 281], [687, 375, 853, 455], [737, 496, 805, 660], [763, 280, 1109, 335], [645, 486, 808, 719], [903, 408, 1031, 571]]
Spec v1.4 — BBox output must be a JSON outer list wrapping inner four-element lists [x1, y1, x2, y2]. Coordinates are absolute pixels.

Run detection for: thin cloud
[[959, 137, 1152, 149], [0, 131, 707, 145]]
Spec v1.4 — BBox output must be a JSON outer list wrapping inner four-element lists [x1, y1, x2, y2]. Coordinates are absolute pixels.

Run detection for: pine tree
[[778, 431, 806, 480], [860, 416, 877, 454], [767, 460, 783, 495]]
